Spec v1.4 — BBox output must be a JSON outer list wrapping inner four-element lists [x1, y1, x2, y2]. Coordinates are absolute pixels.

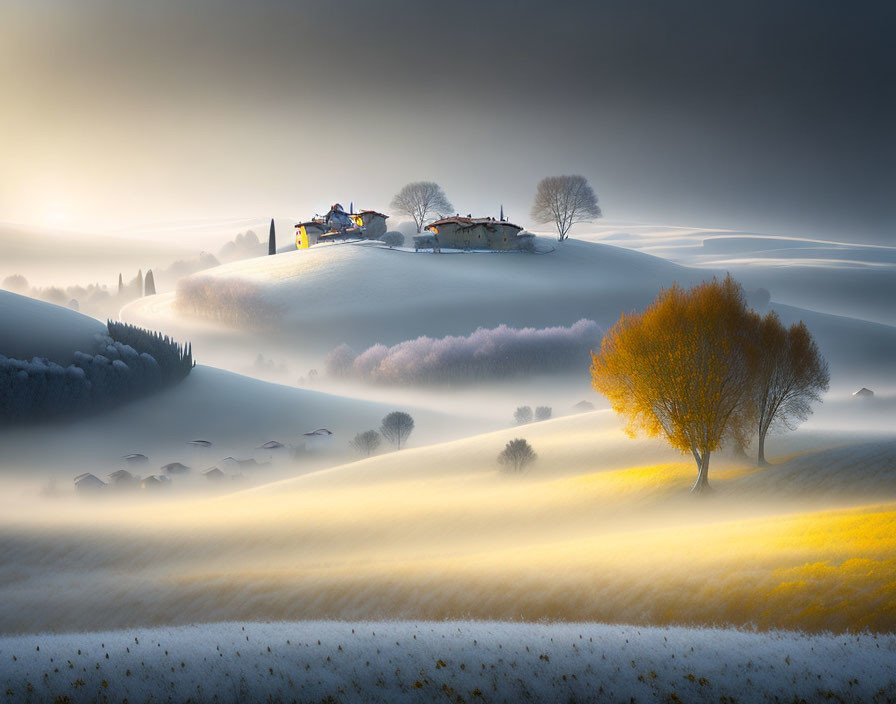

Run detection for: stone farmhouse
[[422, 217, 534, 251]]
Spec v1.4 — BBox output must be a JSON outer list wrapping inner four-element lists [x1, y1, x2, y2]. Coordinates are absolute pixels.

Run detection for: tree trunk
[[757, 431, 769, 467], [690, 453, 711, 494]]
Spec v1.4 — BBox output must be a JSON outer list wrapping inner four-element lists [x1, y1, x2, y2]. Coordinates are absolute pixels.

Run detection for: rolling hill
[[0, 290, 106, 363], [123, 237, 896, 391]]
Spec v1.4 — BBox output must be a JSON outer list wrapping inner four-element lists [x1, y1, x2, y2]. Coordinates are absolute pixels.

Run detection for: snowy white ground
[[2, 621, 894, 703]]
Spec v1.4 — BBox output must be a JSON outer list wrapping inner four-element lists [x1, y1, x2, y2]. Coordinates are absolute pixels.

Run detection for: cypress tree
[[136, 269, 143, 297], [144, 269, 156, 296], [268, 218, 276, 255], [118, 273, 123, 293]]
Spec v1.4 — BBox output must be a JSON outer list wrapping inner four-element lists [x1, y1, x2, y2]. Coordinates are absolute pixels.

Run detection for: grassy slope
[[1, 412, 894, 634], [0, 364, 488, 477], [0, 290, 106, 363]]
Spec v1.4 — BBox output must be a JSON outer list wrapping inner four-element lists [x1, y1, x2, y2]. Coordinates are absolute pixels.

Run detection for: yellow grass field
[[1, 413, 894, 634]]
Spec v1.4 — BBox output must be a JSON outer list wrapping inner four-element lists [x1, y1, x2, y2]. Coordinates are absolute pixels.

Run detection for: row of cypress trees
[[0, 323, 194, 423], [117, 270, 156, 296], [106, 321, 194, 384]]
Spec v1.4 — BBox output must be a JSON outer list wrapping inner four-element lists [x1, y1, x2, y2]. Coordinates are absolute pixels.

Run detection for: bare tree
[[390, 182, 453, 233], [380, 411, 415, 449], [753, 313, 829, 466], [513, 406, 533, 425], [531, 175, 601, 241], [350, 430, 382, 457], [535, 406, 552, 421], [498, 438, 537, 473]]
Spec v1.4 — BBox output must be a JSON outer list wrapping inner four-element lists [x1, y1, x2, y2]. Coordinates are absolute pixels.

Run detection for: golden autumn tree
[[591, 275, 758, 493], [753, 312, 829, 466]]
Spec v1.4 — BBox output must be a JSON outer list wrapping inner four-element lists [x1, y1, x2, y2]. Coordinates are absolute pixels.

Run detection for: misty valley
[[2, 2, 895, 700]]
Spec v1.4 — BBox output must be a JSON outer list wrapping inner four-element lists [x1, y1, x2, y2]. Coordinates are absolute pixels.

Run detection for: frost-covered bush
[[327, 319, 601, 385], [0, 323, 193, 423], [175, 275, 283, 328], [325, 344, 357, 377], [381, 231, 405, 249]]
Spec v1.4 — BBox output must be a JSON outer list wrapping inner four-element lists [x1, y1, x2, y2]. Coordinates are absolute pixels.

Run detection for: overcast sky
[[2, 0, 893, 242]]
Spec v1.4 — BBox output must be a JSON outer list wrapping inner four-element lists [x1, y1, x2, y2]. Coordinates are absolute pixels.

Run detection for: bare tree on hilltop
[[531, 175, 601, 241], [390, 181, 453, 233]]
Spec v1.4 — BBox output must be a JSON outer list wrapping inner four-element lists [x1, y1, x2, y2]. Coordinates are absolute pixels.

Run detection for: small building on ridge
[[424, 217, 533, 251]]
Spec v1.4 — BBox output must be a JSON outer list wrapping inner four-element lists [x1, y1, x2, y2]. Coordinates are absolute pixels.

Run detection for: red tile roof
[[425, 217, 522, 232]]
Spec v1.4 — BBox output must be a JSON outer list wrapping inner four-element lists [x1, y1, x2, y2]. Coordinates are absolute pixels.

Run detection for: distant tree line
[[514, 405, 552, 424], [326, 319, 602, 386], [0, 323, 194, 423]]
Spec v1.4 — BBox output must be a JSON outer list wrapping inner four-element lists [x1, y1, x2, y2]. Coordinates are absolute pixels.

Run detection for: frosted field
[[2, 621, 895, 704], [2, 419, 895, 635], [121, 235, 896, 396], [2, 223, 895, 701], [574, 222, 896, 327]]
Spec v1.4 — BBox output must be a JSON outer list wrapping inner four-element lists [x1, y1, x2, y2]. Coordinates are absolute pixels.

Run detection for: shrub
[[514, 406, 533, 425], [381, 232, 405, 249], [747, 287, 771, 309], [350, 430, 382, 457], [535, 406, 552, 421], [325, 344, 356, 377], [498, 438, 537, 473], [326, 319, 601, 386]]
